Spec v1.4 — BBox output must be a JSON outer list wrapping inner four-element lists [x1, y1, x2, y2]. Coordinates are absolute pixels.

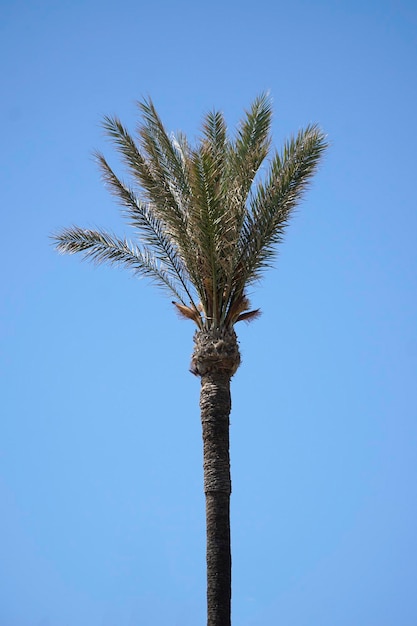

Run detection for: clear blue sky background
[[1, 0, 416, 624]]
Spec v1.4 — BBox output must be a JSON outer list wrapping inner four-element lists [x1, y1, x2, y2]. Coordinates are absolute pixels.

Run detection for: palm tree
[[52, 94, 327, 626]]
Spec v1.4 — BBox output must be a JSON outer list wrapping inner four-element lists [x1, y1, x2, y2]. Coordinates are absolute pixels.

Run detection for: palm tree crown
[[53, 94, 327, 330]]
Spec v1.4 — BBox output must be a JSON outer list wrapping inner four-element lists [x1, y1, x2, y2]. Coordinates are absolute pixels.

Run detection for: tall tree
[[52, 94, 327, 626]]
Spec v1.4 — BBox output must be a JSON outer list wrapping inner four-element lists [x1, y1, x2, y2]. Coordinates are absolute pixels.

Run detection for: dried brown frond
[[235, 309, 262, 323], [225, 294, 251, 325], [172, 301, 202, 325]]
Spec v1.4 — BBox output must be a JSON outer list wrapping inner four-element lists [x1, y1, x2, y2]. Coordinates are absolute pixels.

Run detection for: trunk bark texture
[[191, 328, 240, 626]]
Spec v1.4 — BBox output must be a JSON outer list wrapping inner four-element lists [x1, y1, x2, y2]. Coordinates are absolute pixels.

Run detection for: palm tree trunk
[[192, 328, 241, 626], [200, 369, 232, 626]]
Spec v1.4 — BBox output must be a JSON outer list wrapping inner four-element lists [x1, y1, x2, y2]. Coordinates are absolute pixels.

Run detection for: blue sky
[[1, 0, 417, 624]]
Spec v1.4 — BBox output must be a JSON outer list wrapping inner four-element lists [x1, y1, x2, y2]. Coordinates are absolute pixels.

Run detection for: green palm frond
[[237, 124, 328, 289], [188, 146, 224, 324], [138, 98, 191, 202], [53, 226, 197, 313], [94, 151, 199, 310], [134, 100, 214, 298], [216, 94, 274, 319], [136, 100, 191, 228], [229, 92, 272, 203], [102, 113, 191, 256], [100, 109, 206, 310], [202, 111, 243, 265], [201, 110, 228, 162], [101, 115, 156, 201]]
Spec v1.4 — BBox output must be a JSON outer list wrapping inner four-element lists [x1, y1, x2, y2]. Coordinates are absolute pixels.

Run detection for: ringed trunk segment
[[192, 329, 240, 626]]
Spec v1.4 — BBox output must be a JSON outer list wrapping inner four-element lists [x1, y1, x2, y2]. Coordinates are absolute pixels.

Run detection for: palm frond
[[138, 98, 191, 200], [52, 226, 194, 309], [101, 115, 157, 201], [136, 99, 191, 227], [201, 111, 243, 264], [187, 148, 221, 323], [135, 100, 212, 297], [172, 301, 202, 324], [223, 294, 261, 326], [94, 151, 199, 310], [100, 111, 205, 311], [216, 93, 274, 316], [235, 309, 262, 324], [236, 124, 328, 288], [230, 92, 272, 202], [201, 110, 227, 158], [187, 108, 253, 325], [102, 114, 191, 255]]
